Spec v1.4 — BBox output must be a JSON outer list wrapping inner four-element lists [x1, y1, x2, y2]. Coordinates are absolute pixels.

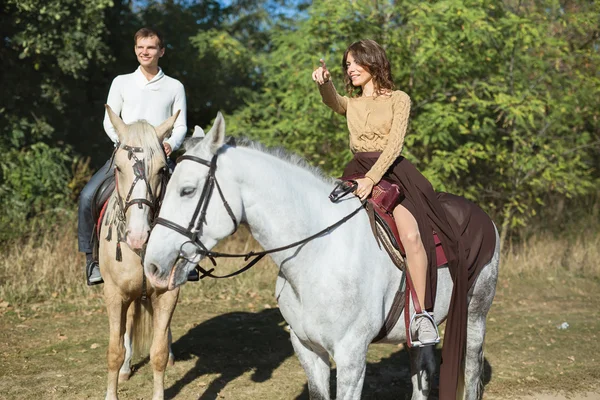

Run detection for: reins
[[153, 151, 366, 279]]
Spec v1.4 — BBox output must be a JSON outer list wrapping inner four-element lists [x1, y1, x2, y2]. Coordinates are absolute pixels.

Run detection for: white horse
[[143, 113, 500, 400]]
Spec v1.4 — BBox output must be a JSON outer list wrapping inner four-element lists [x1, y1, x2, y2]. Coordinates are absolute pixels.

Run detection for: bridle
[[153, 149, 366, 279], [112, 143, 169, 221], [108, 141, 169, 301]]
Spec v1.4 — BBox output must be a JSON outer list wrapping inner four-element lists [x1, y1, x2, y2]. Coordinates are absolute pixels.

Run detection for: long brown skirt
[[343, 152, 496, 399]]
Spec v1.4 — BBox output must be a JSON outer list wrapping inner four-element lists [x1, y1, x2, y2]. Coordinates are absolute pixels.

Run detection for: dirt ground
[[520, 394, 600, 400], [1, 270, 599, 399]]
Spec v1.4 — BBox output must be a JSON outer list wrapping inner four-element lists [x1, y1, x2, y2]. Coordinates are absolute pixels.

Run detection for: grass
[[2, 212, 598, 307], [0, 214, 599, 399], [0, 213, 279, 308]]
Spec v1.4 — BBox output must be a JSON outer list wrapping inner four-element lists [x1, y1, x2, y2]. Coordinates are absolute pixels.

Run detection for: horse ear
[[192, 125, 205, 138], [155, 110, 181, 141], [105, 105, 128, 140], [206, 112, 225, 154]]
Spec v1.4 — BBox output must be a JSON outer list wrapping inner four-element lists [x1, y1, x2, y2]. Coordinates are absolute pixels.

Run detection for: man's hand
[[312, 59, 331, 85], [163, 142, 172, 157], [354, 177, 375, 201]]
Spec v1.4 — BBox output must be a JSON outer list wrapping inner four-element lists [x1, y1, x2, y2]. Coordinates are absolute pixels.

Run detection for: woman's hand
[[354, 177, 374, 201], [312, 59, 331, 85]]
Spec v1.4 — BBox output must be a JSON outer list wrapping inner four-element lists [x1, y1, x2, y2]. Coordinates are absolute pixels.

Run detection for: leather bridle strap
[[113, 143, 166, 217], [155, 201, 365, 279], [153, 152, 367, 279], [185, 154, 214, 236]]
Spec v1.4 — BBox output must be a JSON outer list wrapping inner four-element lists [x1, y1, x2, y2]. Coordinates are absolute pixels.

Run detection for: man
[[78, 27, 189, 285]]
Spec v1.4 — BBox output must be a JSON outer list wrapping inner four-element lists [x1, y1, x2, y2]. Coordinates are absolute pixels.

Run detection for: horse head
[[144, 112, 242, 290], [105, 105, 179, 252]]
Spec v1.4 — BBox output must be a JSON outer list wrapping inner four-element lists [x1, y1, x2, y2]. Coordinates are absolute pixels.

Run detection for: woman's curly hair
[[342, 39, 395, 97]]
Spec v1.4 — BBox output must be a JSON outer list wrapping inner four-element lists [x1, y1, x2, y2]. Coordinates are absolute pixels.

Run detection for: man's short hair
[[134, 27, 164, 48]]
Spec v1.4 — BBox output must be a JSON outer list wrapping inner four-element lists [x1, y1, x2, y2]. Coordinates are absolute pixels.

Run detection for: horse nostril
[[148, 262, 160, 278]]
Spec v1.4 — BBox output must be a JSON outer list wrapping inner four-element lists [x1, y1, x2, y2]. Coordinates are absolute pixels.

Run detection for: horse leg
[[464, 241, 499, 400], [408, 345, 436, 400], [105, 296, 131, 400], [167, 327, 175, 367], [289, 329, 330, 399], [118, 306, 135, 382], [149, 288, 179, 400], [333, 340, 368, 400]]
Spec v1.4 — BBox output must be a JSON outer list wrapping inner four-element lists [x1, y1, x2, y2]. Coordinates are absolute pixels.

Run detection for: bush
[[0, 142, 75, 242]]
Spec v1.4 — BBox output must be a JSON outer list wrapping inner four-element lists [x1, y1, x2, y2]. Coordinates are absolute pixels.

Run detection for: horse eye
[[180, 187, 196, 197]]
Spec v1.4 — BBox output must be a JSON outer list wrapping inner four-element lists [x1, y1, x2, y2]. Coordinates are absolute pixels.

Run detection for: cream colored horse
[[100, 106, 180, 400]]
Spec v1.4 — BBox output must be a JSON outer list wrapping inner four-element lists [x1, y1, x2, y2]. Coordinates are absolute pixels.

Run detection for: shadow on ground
[[132, 307, 492, 399], [165, 308, 293, 399], [295, 348, 492, 399]]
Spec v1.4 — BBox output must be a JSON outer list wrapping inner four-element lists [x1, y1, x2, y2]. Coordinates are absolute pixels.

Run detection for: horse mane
[[121, 120, 166, 171], [183, 136, 337, 185]]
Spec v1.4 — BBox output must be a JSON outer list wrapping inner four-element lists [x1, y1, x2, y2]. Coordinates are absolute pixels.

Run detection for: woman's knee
[[400, 230, 423, 252]]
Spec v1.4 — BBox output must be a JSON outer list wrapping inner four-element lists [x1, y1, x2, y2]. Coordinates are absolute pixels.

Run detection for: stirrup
[[409, 311, 440, 348], [86, 260, 104, 286]]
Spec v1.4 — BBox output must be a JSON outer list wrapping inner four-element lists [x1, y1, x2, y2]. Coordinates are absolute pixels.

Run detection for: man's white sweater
[[103, 66, 187, 151]]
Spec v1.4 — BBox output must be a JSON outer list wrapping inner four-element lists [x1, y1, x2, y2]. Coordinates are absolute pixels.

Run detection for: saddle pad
[[96, 200, 110, 237]]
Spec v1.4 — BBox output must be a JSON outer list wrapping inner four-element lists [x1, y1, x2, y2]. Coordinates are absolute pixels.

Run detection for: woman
[[312, 39, 448, 346]]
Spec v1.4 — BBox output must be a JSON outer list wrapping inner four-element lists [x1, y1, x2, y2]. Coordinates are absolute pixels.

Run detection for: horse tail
[[131, 298, 153, 357]]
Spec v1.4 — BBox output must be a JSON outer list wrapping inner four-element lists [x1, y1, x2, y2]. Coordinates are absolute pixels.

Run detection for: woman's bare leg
[[393, 204, 439, 345], [393, 204, 427, 306]]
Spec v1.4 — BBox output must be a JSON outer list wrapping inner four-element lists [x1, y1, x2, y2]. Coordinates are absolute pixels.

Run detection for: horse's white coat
[[144, 114, 499, 399]]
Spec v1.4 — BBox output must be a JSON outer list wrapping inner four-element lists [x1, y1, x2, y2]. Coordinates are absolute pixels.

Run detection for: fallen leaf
[[90, 343, 100, 349]]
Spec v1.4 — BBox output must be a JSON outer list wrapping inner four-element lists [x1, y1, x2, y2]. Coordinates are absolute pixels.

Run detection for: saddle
[[332, 175, 448, 270], [330, 175, 448, 344], [92, 174, 116, 225]]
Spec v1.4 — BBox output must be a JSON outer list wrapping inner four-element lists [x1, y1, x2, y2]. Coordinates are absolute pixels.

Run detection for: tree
[[0, 0, 118, 240], [392, 0, 600, 247], [225, 0, 600, 249], [226, 1, 391, 172]]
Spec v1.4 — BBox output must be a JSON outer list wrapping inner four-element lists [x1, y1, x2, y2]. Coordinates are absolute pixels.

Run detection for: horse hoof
[[168, 354, 175, 367], [118, 372, 131, 382]]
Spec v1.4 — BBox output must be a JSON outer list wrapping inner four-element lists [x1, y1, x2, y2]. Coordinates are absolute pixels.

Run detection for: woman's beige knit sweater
[[318, 80, 411, 184]]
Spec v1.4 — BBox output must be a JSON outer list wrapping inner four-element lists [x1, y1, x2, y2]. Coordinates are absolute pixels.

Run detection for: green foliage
[[225, 0, 600, 246], [1, 0, 598, 247], [0, 144, 73, 241], [392, 0, 600, 244], [1, 0, 114, 239], [2, 0, 114, 147], [226, 0, 388, 172]]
